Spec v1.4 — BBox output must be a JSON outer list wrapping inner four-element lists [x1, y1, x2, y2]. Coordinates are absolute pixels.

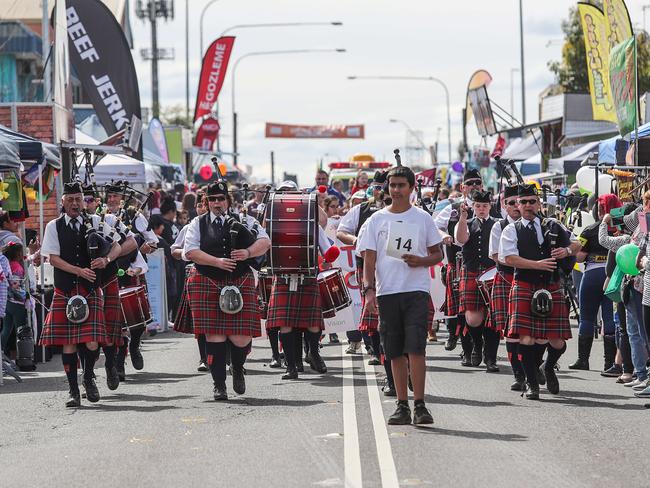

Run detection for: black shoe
[[304, 351, 312, 365], [413, 401, 434, 425], [601, 363, 622, 377], [387, 401, 412, 425], [485, 361, 499, 373], [382, 383, 397, 397], [106, 366, 120, 391], [329, 333, 340, 344], [310, 351, 327, 374], [537, 365, 546, 386], [65, 390, 81, 408], [445, 335, 458, 351], [232, 367, 246, 395], [130, 347, 144, 370], [524, 384, 539, 400], [461, 353, 472, 367], [213, 385, 228, 401], [197, 360, 208, 372], [568, 358, 589, 370], [368, 357, 381, 366], [544, 363, 560, 394], [471, 349, 482, 367], [82, 378, 100, 403], [116, 362, 126, 381], [282, 367, 298, 380], [510, 377, 526, 391], [269, 356, 283, 368], [296, 360, 305, 373]]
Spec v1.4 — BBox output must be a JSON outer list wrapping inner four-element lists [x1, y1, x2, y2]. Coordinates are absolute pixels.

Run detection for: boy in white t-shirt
[[357, 166, 443, 425]]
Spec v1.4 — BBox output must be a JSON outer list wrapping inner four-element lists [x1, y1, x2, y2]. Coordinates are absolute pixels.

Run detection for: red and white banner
[[194, 115, 220, 151], [193, 36, 235, 122], [265, 123, 365, 139]]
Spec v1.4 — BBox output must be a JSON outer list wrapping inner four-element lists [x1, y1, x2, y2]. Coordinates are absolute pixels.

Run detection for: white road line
[[364, 359, 400, 488], [341, 344, 363, 488]]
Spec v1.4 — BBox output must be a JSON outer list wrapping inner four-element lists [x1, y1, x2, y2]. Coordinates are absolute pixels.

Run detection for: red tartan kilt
[[442, 263, 459, 316], [173, 266, 195, 334], [507, 280, 571, 340], [39, 287, 107, 346], [489, 271, 513, 334], [458, 269, 487, 313], [266, 276, 325, 330], [356, 266, 379, 332], [102, 278, 123, 345], [187, 271, 261, 337]]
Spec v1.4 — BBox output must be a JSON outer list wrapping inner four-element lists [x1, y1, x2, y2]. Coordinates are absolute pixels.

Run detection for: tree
[[160, 104, 191, 127], [548, 2, 650, 95]]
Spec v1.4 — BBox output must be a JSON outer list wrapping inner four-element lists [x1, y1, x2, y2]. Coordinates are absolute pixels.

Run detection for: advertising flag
[[609, 37, 637, 136], [604, 0, 633, 50], [195, 115, 221, 150], [148, 118, 169, 163], [264, 123, 364, 139], [66, 0, 142, 155], [578, 3, 616, 123], [193, 36, 235, 122]]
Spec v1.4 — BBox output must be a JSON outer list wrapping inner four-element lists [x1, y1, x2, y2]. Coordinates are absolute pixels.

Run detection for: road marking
[[341, 344, 363, 488], [364, 359, 400, 488]]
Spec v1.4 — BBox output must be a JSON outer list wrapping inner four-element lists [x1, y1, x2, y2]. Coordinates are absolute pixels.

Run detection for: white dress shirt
[[489, 214, 517, 262], [41, 213, 120, 258]]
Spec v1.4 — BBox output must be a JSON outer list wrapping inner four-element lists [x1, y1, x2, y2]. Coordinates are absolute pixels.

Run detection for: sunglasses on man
[[208, 195, 227, 202], [504, 199, 518, 206], [83, 197, 95, 203], [518, 198, 538, 205], [464, 179, 482, 186]]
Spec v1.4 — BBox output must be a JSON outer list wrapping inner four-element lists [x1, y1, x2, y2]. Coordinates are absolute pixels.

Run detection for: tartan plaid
[[187, 271, 261, 337], [489, 271, 513, 336], [102, 278, 123, 345], [356, 266, 379, 332], [441, 263, 459, 316], [173, 266, 196, 334], [266, 276, 325, 330], [39, 287, 107, 346], [458, 268, 487, 313], [507, 280, 571, 340]]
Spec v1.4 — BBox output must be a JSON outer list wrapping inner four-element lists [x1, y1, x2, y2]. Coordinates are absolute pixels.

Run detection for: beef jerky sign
[[65, 0, 141, 143]]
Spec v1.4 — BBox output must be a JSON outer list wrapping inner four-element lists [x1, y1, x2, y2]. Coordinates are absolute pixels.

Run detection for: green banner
[[609, 36, 637, 136]]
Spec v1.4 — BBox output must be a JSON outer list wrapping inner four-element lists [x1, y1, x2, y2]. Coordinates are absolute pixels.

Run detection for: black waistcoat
[[462, 216, 496, 271], [54, 216, 95, 292], [355, 201, 380, 267], [446, 201, 473, 264], [194, 213, 250, 280], [496, 219, 514, 274], [514, 220, 553, 284]]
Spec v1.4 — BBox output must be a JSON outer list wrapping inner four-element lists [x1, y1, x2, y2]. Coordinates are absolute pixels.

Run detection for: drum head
[[119, 286, 141, 297], [478, 267, 497, 282], [317, 268, 341, 280]]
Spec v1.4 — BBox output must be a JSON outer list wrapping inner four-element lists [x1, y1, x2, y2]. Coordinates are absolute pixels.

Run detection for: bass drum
[[267, 192, 318, 276]]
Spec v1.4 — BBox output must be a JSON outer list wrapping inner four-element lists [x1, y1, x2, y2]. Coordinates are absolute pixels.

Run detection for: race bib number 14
[[386, 222, 419, 259]]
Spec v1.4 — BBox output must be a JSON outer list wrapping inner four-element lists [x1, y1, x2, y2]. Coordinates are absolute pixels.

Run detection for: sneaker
[[367, 357, 381, 366], [345, 342, 361, 354], [382, 383, 397, 397], [329, 333, 340, 344], [197, 360, 208, 372], [634, 385, 650, 397], [387, 400, 411, 425], [624, 378, 645, 388], [412, 401, 434, 425], [427, 331, 438, 343], [617, 373, 634, 384], [601, 363, 623, 377], [632, 379, 650, 391]]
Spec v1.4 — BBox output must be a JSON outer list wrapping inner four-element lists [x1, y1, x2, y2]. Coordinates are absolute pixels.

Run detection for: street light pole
[[348, 75, 452, 162], [389, 118, 429, 163], [510, 68, 519, 125], [185, 0, 189, 123], [199, 0, 221, 58], [232, 49, 346, 166], [519, 0, 526, 124]]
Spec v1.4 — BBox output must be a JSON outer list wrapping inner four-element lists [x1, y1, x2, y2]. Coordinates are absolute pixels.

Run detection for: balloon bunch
[[0, 180, 10, 200], [575, 167, 614, 197]]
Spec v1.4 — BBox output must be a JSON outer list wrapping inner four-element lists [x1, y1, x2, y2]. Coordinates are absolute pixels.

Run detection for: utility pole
[[185, 0, 189, 123], [519, 0, 526, 124]]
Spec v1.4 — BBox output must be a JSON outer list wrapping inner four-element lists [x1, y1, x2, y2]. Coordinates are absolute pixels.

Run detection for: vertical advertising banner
[[604, 0, 633, 50], [148, 117, 169, 163], [578, 3, 616, 123], [193, 36, 235, 122], [609, 37, 637, 136], [195, 115, 220, 151]]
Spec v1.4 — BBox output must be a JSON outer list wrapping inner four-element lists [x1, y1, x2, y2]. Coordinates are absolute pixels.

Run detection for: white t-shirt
[[356, 206, 442, 297]]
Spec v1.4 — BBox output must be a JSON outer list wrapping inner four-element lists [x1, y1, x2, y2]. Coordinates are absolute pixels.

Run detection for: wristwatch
[[361, 284, 375, 295], [106, 256, 112, 263], [565, 247, 572, 256]]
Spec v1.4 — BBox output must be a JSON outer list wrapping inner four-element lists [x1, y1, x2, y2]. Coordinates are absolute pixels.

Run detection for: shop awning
[[0, 124, 60, 169]]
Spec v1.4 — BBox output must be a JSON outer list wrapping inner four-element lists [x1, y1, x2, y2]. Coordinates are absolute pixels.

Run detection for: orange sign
[[265, 123, 364, 139]]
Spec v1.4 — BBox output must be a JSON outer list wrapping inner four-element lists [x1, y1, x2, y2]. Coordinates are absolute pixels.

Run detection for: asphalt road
[[1, 327, 648, 488]]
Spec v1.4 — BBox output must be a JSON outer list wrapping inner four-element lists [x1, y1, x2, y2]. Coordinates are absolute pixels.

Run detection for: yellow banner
[[604, 0, 633, 49], [578, 3, 617, 123]]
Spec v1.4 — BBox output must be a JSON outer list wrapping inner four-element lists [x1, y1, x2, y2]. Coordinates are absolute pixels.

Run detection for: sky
[[129, 0, 650, 186]]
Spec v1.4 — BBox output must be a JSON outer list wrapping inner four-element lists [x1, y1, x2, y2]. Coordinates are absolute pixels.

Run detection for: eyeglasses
[[83, 197, 95, 203], [371, 185, 383, 191], [504, 199, 518, 206], [518, 198, 538, 205], [464, 179, 482, 186], [208, 195, 227, 202]]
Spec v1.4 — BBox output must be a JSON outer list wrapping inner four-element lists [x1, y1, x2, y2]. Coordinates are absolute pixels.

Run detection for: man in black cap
[[182, 180, 271, 401], [434, 168, 484, 360], [455, 189, 499, 370], [39, 181, 122, 407], [499, 184, 580, 399], [489, 184, 527, 389]]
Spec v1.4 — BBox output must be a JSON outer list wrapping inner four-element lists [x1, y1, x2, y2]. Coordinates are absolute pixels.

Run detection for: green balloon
[[616, 243, 640, 276]]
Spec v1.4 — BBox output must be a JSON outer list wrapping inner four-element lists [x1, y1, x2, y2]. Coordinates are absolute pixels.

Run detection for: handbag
[[604, 266, 625, 303]]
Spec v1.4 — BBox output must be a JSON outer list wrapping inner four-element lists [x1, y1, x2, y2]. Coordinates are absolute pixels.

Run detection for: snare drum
[[317, 269, 352, 318], [477, 267, 497, 306], [267, 192, 318, 276], [120, 286, 153, 330]]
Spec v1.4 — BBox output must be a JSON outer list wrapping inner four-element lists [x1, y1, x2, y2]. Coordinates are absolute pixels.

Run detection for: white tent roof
[[548, 140, 600, 173], [501, 129, 542, 161]]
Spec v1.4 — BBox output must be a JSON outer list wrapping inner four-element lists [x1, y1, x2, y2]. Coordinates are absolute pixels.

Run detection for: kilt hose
[[39, 287, 107, 346], [356, 266, 379, 332], [187, 271, 261, 338], [441, 263, 459, 317], [173, 265, 196, 335], [507, 280, 572, 340], [102, 278, 123, 345], [489, 271, 513, 338], [266, 276, 325, 330], [458, 268, 489, 314]]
